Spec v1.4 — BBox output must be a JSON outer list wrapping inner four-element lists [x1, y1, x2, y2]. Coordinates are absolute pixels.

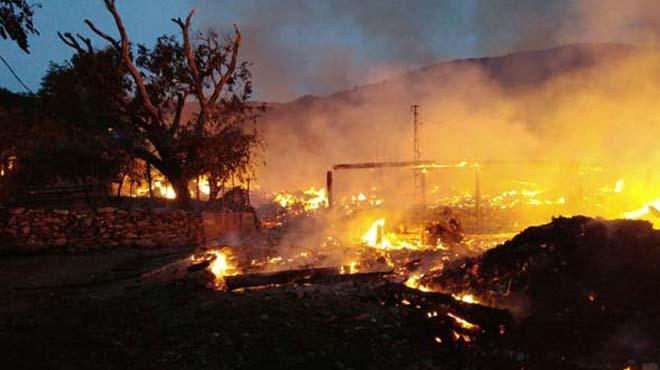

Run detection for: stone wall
[[202, 211, 258, 241], [0, 206, 205, 250]]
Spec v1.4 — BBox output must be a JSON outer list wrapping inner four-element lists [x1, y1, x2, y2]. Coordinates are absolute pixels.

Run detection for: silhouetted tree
[[0, 88, 37, 198], [0, 49, 134, 199], [59, 0, 260, 207], [200, 125, 260, 202], [0, 0, 39, 53], [35, 48, 132, 186]]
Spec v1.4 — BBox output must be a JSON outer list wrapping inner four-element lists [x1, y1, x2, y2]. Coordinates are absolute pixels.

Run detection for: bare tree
[[61, 0, 258, 207]]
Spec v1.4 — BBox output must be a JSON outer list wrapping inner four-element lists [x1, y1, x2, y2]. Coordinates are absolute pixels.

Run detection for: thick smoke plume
[[193, 0, 660, 101], [190, 1, 660, 220], [257, 44, 660, 220]]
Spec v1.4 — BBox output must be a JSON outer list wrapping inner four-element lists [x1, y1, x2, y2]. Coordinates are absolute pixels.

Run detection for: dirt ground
[[0, 248, 473, 370], [5, 217, 654, 370]]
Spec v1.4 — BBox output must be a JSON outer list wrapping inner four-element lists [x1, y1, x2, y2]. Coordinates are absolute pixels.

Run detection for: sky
[[2, 0, 660, 101]]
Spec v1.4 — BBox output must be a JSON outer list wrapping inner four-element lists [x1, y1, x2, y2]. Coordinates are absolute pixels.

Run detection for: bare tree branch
[[170, 93, 187, 134], [75, 33, 94, 54], [172, 10, 200, 82], [58, 32, 85, 54], [209, 24, 241, 104], [132, 147, 165, 172], [173, 9, 208, 126], [101, 0, 162, 124], [84, 19, 120, 50]]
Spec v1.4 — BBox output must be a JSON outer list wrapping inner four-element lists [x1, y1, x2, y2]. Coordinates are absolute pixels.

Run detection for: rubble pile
[[431, 216, 660, 367]]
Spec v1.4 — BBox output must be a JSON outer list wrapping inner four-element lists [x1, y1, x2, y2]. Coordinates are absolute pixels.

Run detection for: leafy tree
[[34, 48, 132, 186], [200, 124, 260, 202], [59, 0, 260, 207], [0, 0, 39, 53], [0, 49, 133, 199], [0, 88, 37, 197]]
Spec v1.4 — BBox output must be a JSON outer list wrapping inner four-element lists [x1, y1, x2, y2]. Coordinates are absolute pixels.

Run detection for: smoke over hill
[[255, 43, 660, 218]]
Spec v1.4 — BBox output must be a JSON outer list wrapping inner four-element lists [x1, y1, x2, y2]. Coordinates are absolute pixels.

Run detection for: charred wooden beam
[[332, 160, 438, 171], [333, 160, 602, 171], [326, 170, 333, 209], [380, 282, 512, 331], [224, 267, 393, 291]]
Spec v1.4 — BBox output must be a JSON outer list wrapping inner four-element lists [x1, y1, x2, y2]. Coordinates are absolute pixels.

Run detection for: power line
[[0, 54, 34, 94]]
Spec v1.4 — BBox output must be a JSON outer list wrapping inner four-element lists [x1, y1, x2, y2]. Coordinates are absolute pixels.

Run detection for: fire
[[190, 249, 239, 289], [272, 187, 328, 211], [274, 193, 295, 208], [209, 250, 232, 277], [341, 260, 359, 274], [600, 178, 625, 194], [447, 312, 480, 331], [624, 199, 660, 227], [452, 293, 479, 304], [359, 218, 421, 250], [361, 218, 390, 248], [614, 179, 625, 193], [302, 187, 328, 210], [338, 191, 384, 214], [404, 274, 433, 292], [487, 188, 566, 209]]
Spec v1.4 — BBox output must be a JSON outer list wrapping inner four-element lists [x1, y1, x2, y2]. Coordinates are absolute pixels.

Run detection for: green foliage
[[1, 6, 260, 206], [0, 51, 133, 198]]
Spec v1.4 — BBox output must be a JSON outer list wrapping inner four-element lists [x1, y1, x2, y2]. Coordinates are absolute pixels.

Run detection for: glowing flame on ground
[[361, 218, 390, 248], [360, 219, 421, 250], [614, 179, 625, 193], [452, 293, 480, 304], [624, 199, 660, 227], [447, 312, 480, 331], [190, 249, 238, 289], [341, 260, 359, 274], [272, 187, 328, 211], [274, 193, 296, 208], [404, 274, 433, 292], [209, 250, 232, 277], [302, 187, 329, 210], [153, 180, 176, 199]]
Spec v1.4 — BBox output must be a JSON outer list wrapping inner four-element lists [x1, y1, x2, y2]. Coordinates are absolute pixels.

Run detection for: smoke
[[255, 43, 660, 223], [187, 1, 660, 221], [566, 0, 660, 45], [191, 0, 475, 101], [470, 0, 573, 53], [189, 0, 660, 102]]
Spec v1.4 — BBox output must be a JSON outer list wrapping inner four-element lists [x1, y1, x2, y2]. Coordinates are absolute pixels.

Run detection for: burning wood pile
[[140, 183, 660, 368]]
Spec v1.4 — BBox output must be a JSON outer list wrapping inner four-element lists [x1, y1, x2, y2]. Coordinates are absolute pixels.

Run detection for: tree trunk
[[117, 174, 125, 197], [151, 161, 192, 208], [208, 175, 221, 202], [146, 162, 153, 199], [171, 177, 192, 208], [196, 176, 200, 201]]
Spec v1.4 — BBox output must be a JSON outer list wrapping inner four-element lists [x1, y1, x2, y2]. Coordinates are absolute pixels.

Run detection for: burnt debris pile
[[432, 216, 660, 367]]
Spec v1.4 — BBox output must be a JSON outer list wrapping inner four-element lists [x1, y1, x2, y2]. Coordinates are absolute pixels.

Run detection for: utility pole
[[412, 105, 421, 163], [475, 165, 481, 232], [411, 105, 426, 206]]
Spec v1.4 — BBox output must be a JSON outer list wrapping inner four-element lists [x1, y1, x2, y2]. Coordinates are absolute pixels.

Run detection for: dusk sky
[[2, 0, 660, 101]]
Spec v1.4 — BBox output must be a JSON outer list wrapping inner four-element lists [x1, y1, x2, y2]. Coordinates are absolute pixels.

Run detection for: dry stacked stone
[[0, 206, 205, 250]]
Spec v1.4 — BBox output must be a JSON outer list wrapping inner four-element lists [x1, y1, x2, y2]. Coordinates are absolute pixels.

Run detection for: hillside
[[257, 43, 645, 191], [273, 43, 635, 113]]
